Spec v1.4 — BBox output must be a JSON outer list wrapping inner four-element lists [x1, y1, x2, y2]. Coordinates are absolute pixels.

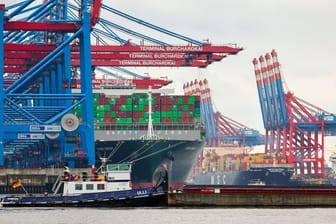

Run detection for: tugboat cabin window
[[107, 164, 131, 171], [75, 184, 83, 190], [86, 184, 94, 190], [97, 184, 105, 190]]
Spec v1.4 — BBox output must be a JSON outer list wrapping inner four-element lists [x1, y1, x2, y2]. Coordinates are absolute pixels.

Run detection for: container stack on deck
[[74, 94, 201, 131], [202, 149, 287, 173]]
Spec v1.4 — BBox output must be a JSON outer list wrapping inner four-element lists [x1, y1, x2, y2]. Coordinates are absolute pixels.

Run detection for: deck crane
[[252, 49, 336, 178], [1, 0, 243, 169], [183, 79, 264, 147]]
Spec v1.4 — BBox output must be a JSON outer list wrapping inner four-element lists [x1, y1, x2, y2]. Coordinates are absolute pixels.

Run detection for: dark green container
[[109, 98, 116, 105]]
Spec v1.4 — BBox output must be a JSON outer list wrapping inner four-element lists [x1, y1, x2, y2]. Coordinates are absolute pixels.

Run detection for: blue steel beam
[[3, 1, 95, 168], [93, 26, 127, 45], [5, 0, 35, 19], [4, 2, 56, 42], [101, 4, 205, 46], [203, 81, 217, 145], [252, 58, 268, 129], [271, 50, 288, 126], [98, 18, 170, 46], [5, 29, 81, 94], [259, 56, 275, 130], [265, 53, 281, 127], [79, 0, 95, 166], [0, 4, 4, 165]]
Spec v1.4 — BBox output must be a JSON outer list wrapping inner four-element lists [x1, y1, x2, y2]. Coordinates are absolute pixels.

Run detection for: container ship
[[191, 147, 296, 186], [0, 89, 204, 194], [89, 91, 205, 190]]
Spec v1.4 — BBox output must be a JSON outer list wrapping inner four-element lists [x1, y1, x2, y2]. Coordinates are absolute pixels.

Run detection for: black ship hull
[[95, 139, 204, 190], [1, 186, 168, 207], [192, 165, 295, 186]]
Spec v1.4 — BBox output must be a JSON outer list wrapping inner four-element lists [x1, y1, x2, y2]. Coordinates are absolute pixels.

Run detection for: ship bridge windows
[[75, 184, 83, 191], [86, 184, 94, 190], [97, 184, 105, 190]]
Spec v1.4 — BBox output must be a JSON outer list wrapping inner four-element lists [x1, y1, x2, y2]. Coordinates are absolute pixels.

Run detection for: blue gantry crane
[[2, 0, 96, 168]]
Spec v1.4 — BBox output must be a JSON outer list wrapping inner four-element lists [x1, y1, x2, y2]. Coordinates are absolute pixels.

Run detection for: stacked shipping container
[[74, 93, 201, 131], [202, 149, 288, 173]]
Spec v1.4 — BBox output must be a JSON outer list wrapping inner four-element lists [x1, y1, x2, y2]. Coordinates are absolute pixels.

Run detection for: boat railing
[[52, 175, 63, 194]]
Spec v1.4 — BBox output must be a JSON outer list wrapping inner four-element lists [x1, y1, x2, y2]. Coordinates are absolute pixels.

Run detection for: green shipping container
[[104, 105, 110, 111], [139, 105, 145, 111], [95, 111, 105, 118], [110, 111, 116, 118], [182, 105, 189, 111], [161, 111, 167, 118], [74, 110, 82, 117], [96, 117, 105, 124], [138, 118, 148, 124], [177, 97, 183, 105], [153, 118, 160, 124], [93, 93, 101, 99], [126, 118, 132, 124], [109, 98, 116, 105], [188, 95, 195, 104], [171, 105, 178, 111], [138, 98, 145, 105], [97, 105, 105, 111], [126, 98, 132, 105], [120, 105, 132, 112]]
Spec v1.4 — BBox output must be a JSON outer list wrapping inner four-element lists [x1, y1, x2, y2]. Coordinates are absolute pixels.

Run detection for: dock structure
[[168, 185, 336, 207]]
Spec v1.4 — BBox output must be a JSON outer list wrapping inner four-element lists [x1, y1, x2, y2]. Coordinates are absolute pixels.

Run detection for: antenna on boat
[[146, 86, 155, 140], [97, 157, 109, 174]]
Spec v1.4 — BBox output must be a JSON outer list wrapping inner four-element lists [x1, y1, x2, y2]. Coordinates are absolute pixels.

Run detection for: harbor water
[[1, 207, 336, 224]]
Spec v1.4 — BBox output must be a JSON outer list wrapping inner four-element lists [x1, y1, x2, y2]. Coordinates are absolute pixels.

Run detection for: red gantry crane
[[252, 50, 336, 179]]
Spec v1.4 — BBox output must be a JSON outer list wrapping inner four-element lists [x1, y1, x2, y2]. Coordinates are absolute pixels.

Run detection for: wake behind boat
[[0, 163, 168, 207]]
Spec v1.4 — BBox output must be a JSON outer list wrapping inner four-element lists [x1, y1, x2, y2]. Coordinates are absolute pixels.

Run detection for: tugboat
[[0, 162, 168, 207]]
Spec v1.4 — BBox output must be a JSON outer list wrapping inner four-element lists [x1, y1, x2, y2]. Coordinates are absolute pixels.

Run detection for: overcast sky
[[107, 1, 336, 133]]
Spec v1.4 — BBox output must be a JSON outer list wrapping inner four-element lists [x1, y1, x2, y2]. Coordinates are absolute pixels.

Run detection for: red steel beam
[[90, 0, 102, 26], [4, 60, 208, 70], [4, 21, 81, 32], [84, 44, 243, 54], [4, 67, 26, 73], [73, 59, 208, 67], [5, 51, 225, 62], [5, 43, 242, 54], [5, 43, 57, 51]]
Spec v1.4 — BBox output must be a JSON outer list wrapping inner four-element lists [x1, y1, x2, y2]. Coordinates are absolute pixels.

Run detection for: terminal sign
[[18, 133, 45, 139], [30, 125, 61, 132]]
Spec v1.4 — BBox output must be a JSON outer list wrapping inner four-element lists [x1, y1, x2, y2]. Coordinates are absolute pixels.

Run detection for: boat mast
[[146, 86, 155, 139]]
